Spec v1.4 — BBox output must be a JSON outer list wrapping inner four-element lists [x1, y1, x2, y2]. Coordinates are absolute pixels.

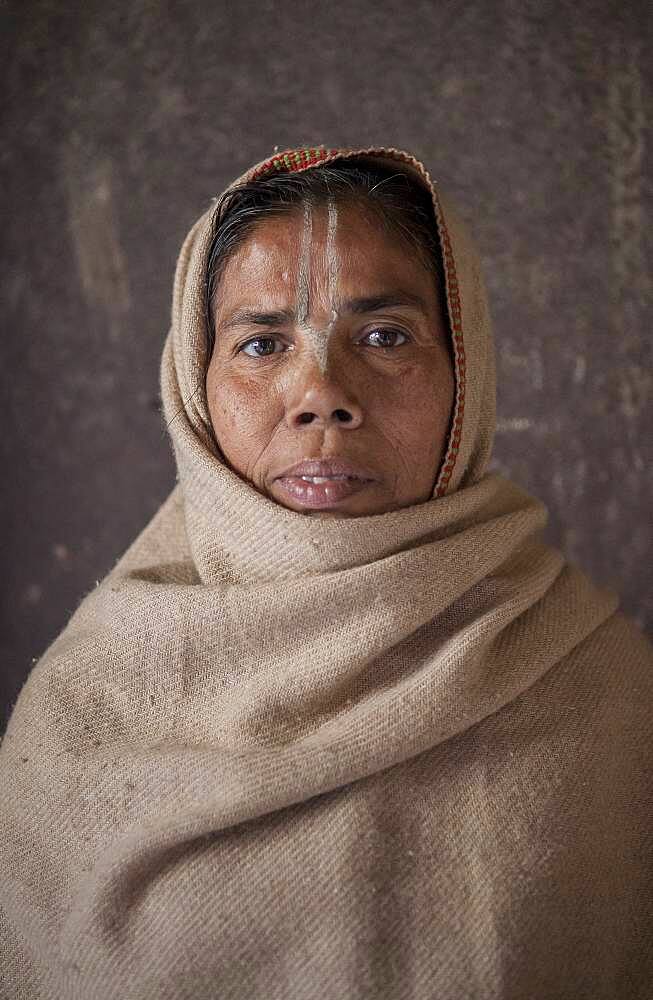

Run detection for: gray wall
[[2, 0, 651, 731]]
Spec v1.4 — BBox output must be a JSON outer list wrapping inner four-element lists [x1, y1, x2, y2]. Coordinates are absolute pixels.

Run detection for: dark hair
[[205, 158, 449, 359]]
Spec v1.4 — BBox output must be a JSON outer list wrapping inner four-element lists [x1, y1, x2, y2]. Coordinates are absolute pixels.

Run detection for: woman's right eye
[[239, 336, 284, 358]]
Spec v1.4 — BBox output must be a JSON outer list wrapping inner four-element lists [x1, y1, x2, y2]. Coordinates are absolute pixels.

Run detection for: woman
[[1, 145, 651, 999]]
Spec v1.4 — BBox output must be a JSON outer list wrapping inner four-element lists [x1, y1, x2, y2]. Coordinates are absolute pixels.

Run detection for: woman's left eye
[[361, 327, 409, 349]]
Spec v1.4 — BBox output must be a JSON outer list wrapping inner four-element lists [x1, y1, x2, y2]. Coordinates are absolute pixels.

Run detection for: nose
[[285, 373, 364, 431]]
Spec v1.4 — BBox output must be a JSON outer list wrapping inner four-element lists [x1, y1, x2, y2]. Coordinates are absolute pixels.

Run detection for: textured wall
[[2, 0, 651, 731]]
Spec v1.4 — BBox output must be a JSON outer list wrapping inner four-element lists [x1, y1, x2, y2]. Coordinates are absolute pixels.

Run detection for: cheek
[[207, 370, 283, 450], [372, 361, 453, 439], [376, 362, 454, 497]]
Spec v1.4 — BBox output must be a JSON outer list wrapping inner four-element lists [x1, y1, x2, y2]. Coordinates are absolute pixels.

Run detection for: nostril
[[295, 410, 353, 425]]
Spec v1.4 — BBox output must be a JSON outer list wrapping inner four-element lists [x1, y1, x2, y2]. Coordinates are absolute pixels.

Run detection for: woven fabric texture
[[1, 146, 651, 999]]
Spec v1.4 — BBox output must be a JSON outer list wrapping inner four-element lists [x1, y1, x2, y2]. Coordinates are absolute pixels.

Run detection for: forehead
[[215, 201, 437, 308]]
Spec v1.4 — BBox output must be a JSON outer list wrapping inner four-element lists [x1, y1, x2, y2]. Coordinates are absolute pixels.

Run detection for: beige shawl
[[1, 146, 651, 999]]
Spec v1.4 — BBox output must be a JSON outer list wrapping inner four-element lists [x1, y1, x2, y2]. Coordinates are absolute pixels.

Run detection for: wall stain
[[606, 41, 647, 322], [62, 144, 130, 339]]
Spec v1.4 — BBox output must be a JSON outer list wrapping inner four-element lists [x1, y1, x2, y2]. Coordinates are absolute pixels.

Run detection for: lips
[[276, 458, 377, 482], [274, 457, 378, 509]]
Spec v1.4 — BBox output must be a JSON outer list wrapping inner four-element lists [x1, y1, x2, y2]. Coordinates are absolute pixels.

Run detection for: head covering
[[1, 146, 651, 999]]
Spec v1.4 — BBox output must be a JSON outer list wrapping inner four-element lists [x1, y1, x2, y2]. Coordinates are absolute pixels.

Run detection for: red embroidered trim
[[430, 189, 465, 498], [249, 147, 342, 179], [245, 146, 465, 497]]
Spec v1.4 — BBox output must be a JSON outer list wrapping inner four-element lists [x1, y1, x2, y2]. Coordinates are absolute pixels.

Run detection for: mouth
[[275, 475, 373, 508], [274, 458, 377, 509]]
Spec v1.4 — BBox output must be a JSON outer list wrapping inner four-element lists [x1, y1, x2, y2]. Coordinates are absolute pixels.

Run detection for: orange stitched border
[[243, 146, 465, 497]]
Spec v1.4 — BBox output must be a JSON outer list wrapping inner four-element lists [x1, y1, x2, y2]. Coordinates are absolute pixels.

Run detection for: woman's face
[[206, 199, 454, 518]]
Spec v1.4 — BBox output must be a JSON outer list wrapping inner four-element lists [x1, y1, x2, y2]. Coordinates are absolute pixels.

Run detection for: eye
[[239, 335, 286, 358], [361, 327, 409, 349]]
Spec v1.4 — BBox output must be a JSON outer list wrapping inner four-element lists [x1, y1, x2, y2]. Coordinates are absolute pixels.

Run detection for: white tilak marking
[[326, 198, 340, 310], [309, 198, 340, 375], [296, 201, 312, 333], [296, 200, 340, 376]]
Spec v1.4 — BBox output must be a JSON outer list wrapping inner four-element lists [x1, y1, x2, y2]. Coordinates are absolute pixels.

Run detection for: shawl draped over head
[[1, 146, 652, 1000]]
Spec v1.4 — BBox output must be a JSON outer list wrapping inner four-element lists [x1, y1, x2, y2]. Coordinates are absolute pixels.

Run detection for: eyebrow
[[219, 292, 429, 331], [221, 307, 295, 331]]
